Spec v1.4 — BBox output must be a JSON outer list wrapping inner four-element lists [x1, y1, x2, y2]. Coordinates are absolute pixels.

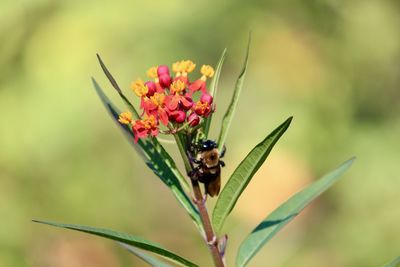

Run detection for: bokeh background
[[1, 0, 399, 266]]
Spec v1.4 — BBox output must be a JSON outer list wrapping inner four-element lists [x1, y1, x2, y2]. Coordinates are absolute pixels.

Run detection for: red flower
[[188, 65, 214, 94], [165, 94, 192, 111], [193, 100, 211, 117], [165, 80, 193, 111], [142, 93, 169, 126], [132, 115, 159, 143]]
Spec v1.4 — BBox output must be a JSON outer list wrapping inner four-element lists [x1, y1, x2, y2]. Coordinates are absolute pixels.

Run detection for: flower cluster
[[118, 60, 215, 142]]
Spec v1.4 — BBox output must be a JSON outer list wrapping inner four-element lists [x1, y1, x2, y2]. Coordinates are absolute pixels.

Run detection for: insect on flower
[[190, 140, 226, 197]]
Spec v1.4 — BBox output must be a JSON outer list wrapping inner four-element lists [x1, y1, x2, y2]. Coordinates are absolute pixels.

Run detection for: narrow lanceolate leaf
[[119, 243, 172, 267], [213, 117, 292, 233], [383, 256, 400, 267], [96, 53, 140, 118], [33, 220, 198, 267], [203, 48, 227, 138], [92, 78, 200, 229], [217, 34, 251, 152], [236, 157, 356, 267]]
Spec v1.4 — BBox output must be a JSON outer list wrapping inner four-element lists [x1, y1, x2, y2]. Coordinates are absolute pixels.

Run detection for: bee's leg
[[220, 160, 225, 167], [192, 158, 202, 164], [188, 166, 200, 178], [188, 142, 197, 154], [188, 151, 202, 164], [220, 145, 226, 158]]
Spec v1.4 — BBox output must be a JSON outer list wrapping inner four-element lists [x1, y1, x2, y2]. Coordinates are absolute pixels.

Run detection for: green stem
[[173, 134, 192, 173]]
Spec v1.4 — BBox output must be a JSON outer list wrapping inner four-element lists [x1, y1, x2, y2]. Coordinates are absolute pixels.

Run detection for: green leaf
[[92, 78, 201, 229], [33, 220, 198, 267], [203, 48, 227, 138], [235, 157, 356, 267], [120, 243, 172, 267], [217, 34, 251, 152], [383, 256, 400, 267], [212, 116, 292, 233], [96, 53, 140, 119]]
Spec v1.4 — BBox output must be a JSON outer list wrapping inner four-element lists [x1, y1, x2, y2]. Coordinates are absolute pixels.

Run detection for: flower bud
[[172, 110, 186, 123], [188, 112, 200, 127], [145, 81, 156, 96], [200, 93, 213, 104], [159, 74, 172, 88], [157, 65, 170, 76]]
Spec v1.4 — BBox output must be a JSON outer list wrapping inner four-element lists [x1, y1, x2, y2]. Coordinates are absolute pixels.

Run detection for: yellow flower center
[[173, 60, 196, 77], [170, 80, 186, 94], [147, 67, 158, 79], [150, 92, 165, 107], [195, 101, 208, 112], [200, 65, 214, 80], [182, 60, 196, 74], [172, 61, 182, 74], [118, 111, 132, 125], [131, 79, 149, 97], [142, 115, 157, 129]]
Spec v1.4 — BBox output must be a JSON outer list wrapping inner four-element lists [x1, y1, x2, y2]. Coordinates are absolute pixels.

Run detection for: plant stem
[[190, 177, 225, 267], [173, 134, 225, 267]]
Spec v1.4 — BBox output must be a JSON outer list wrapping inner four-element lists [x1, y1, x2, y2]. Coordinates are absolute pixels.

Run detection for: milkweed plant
[[34, 36, 359, 267]]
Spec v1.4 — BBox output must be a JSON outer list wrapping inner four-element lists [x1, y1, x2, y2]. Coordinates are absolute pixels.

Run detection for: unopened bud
[[157, 65, 170, 76], [159, 74, 172, 88], [172, 110, 186, 123], [188, 112, 200, 127], [200, 93, 213, 104], [145, 81, 156, 96]]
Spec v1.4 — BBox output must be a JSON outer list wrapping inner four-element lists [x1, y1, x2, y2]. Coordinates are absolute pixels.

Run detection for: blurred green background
[[1, 0, 399, 266]]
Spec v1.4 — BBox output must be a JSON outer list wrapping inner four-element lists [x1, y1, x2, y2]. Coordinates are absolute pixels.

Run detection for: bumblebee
[[190, 140, 226, 197]]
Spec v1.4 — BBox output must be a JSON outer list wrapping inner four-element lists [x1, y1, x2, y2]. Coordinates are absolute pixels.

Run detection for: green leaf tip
[[212, 116, 293, 234], [217, 34, 251, 152], [203, 47, 227, 138], [235, 157, 355, 267], [33, 220, 198, 267], [96, 53, 122, 94], [95, 53, 140, 119]]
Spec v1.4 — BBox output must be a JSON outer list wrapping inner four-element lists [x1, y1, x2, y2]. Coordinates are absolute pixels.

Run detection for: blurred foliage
[[0, 0, 399, 266]]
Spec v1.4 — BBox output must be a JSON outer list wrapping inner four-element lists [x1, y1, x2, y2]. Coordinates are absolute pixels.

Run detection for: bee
[[190, 140, 226, 197]]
